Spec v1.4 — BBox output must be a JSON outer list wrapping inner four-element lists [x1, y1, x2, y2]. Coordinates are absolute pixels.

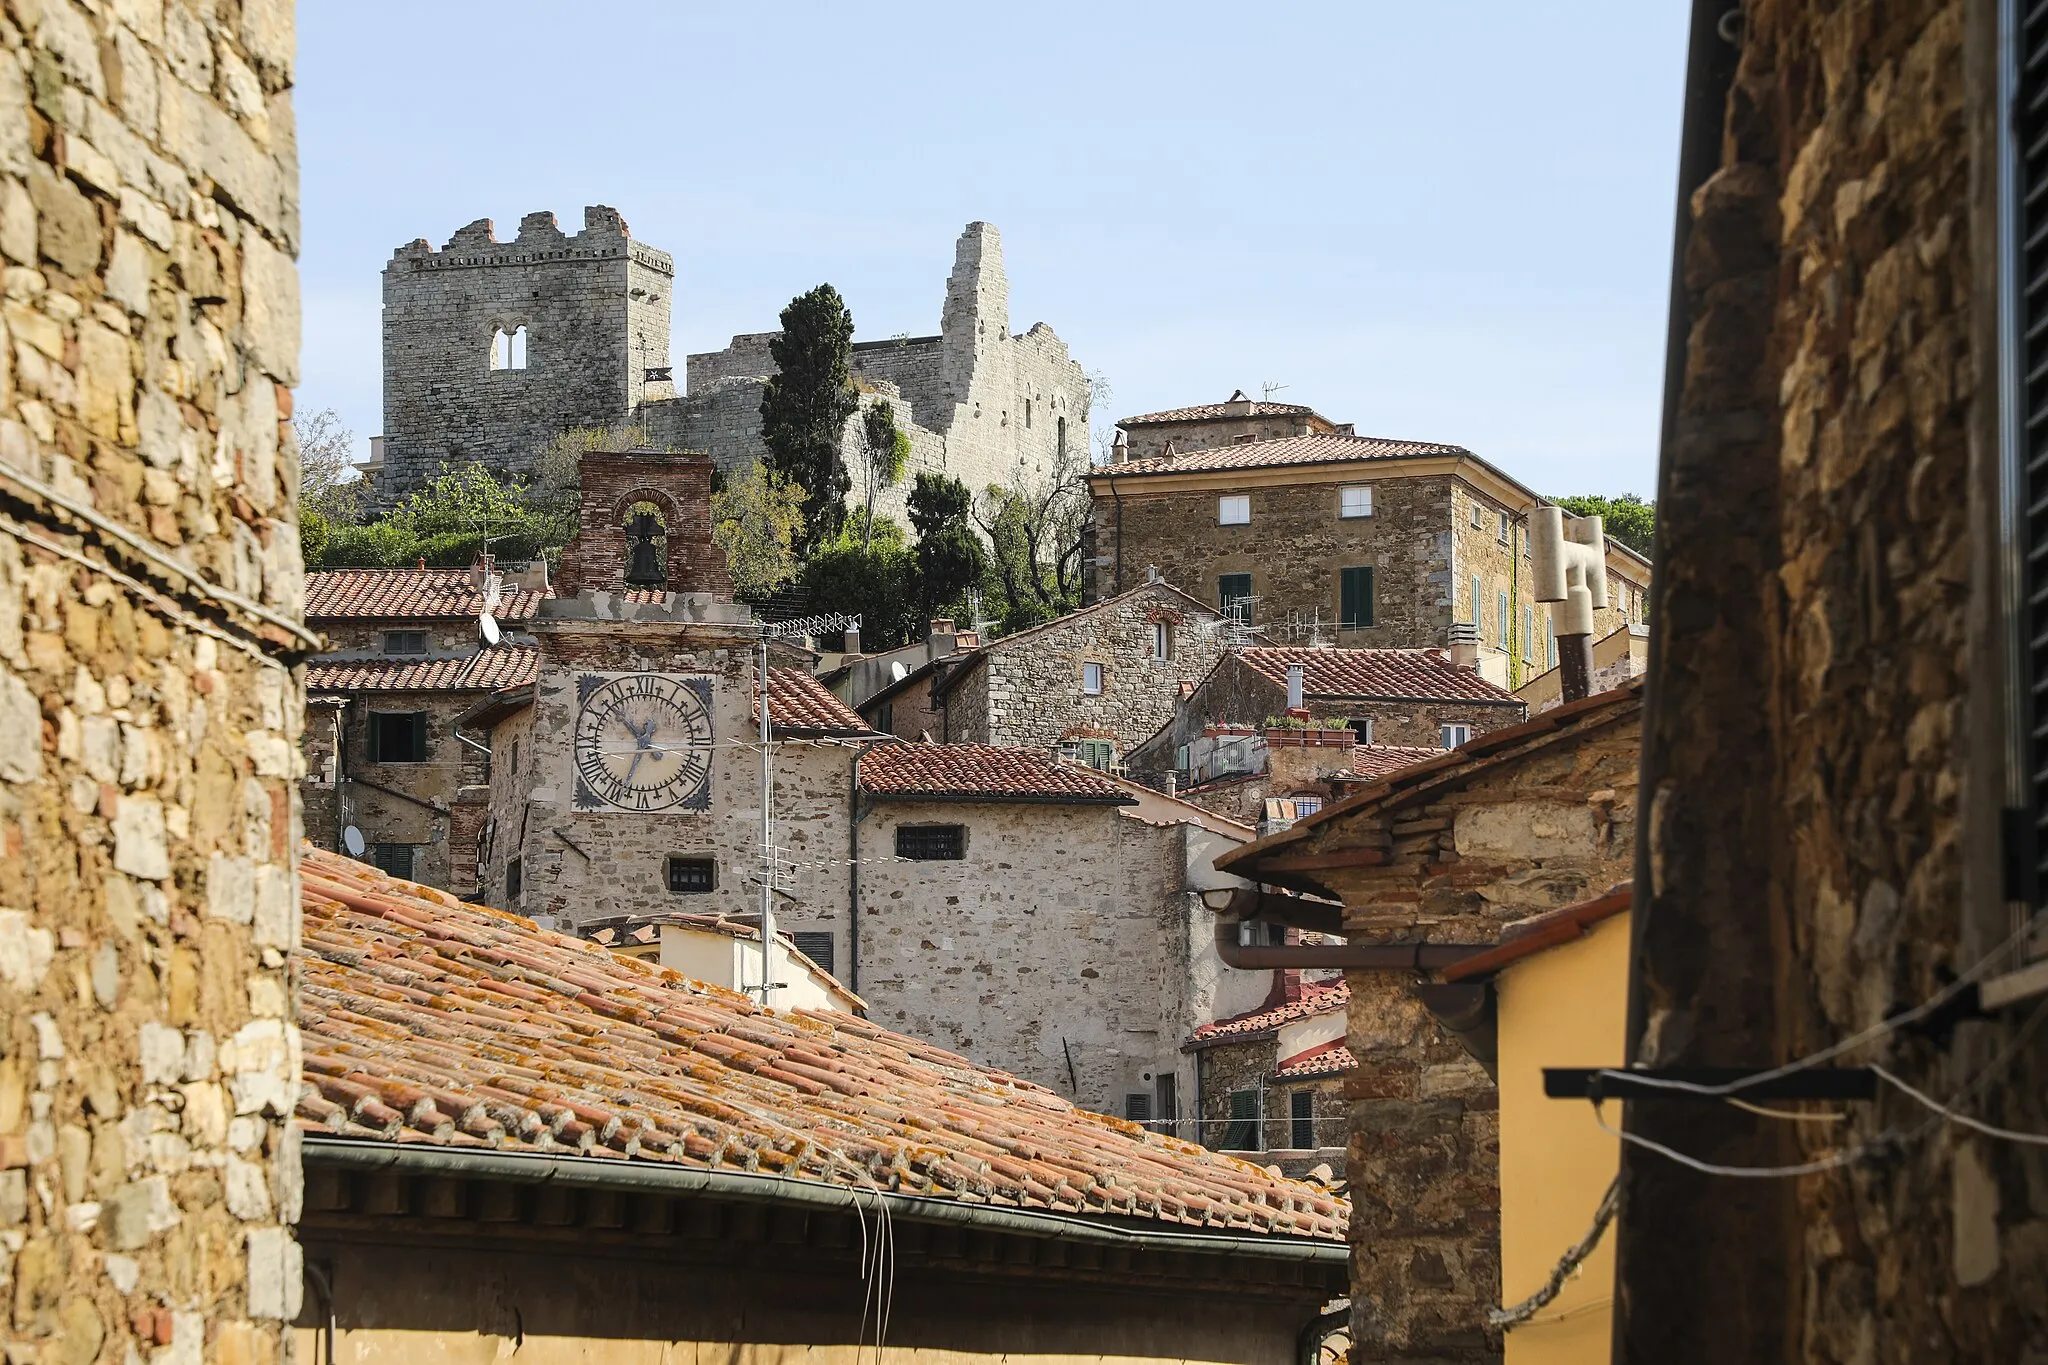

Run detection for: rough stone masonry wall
[[379, 207, 674, 501], [1092, 474, 1476, 650], [1622, 1, 2048, 1360], [0, 0, 305, 1358]]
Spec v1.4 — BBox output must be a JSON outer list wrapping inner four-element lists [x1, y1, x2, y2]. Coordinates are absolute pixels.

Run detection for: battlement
[[388, 205, 674, 277]]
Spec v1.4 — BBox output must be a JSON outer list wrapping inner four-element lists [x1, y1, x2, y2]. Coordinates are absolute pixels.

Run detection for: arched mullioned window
[[490, 325, 528, 371]]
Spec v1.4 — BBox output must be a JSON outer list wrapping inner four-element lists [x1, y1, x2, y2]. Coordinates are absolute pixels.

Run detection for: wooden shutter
[[1340, 566, 1374, 627], [1290, 1090, 1316, 1149], [1221, 1089, 1261, 1151]]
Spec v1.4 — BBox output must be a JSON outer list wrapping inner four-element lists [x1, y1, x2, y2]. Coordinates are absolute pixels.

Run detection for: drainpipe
[[1204, 886, 1487, 970], [1105, 470, 1125, 595], [848, 739, 884, 995], [1297, 1303, 1350, 1365], [332, 706, 346, 854]]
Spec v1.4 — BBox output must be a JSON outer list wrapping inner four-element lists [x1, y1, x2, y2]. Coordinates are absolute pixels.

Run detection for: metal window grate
[[895, 825, 965, 861], [666, 857, 715, 894]]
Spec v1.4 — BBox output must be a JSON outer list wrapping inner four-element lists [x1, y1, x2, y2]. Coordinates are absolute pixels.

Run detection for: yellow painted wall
[[1494, 910, 1630, 1365]]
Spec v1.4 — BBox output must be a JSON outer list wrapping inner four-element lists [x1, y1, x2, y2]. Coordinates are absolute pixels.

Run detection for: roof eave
[[859, 790, 1140, 807]]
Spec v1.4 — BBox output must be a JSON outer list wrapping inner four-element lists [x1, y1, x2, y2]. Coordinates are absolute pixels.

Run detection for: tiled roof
[[931, 581, 1230, 701], [1238, 648, 1521, 704], [295, 848, 1344, 1240], [583, 912, 866, 1011], [1120, 397, 1320, 425], [1102, 432, 1468, 478], [1350, 745, 1449, 778], [857, 744, 1136, 804], [305, 646, 540, 693], [758, 668, 870, 735], [306, 569, 550, 622], [1274, 1039, 1355, 1080], [1191, 980, 1349, 1043]]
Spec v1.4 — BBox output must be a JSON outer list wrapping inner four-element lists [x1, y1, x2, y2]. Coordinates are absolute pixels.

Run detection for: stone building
[[656, 222, 1091, 527], [1608, 1, 2048, 1360], [1085, 424, 1653, 688], [1214, 682, 1643, 1362], [299, 564, 550, 893], [0, 3, 306, 1358], [293, 849, 1352, 1365], [902, 580, 1235, 768], [375, 206, 675, 499], [1184, 976, 1351, 1172], [1117, 391, 1354, 465]]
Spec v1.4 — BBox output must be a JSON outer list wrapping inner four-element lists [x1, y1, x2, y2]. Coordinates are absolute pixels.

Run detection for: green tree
[[907, 473, 984, 621], [802, 514, 921, 649], [973, 447, 1091, 634], [305, 463, 558, 569], [711, 460, 808, 601], [858, 399, 911, 549], [760, 285, 857, 552], [1554, 493, 1655, 556]]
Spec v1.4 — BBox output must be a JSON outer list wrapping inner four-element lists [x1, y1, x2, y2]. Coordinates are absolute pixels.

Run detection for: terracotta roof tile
[[1239, 648, 1520, 704], [306, 569, 550, 622], [1120, 398, 1321, 425], [1103, 432, 1467, 478], [1192, 981, 1348, 1042], [1350, 745, 1450, 778], [758, 668, 870, 735], [858, 744, 1136, 803], [295, 847, 1344, 1240], [1274, 1039, 1354, 1080], [305, 646, 541, 693]]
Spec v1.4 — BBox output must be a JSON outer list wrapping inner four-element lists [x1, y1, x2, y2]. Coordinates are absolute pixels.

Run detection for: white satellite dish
[[889, 660, 908, 682], [479, 613, 501, 647], [342, 825, 366, 857]]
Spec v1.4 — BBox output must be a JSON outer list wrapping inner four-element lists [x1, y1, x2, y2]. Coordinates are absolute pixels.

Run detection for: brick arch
[[555, 449, 732, 599], [605, 486, 684, 529]]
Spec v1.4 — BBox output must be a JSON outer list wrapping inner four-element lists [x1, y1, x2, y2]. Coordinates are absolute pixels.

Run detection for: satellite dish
[[889, 660, 908, 682], [342, 825, 366, 857], [479, 613, 501, 647]]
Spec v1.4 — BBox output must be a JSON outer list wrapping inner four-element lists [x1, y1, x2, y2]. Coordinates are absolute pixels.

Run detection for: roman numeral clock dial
[[572, 673, 715, 813]]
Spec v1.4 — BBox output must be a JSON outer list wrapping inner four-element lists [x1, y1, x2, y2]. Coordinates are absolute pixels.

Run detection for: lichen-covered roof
[[295, 849, 1344, 1240], [1238, 647, 1521, 704], [1190, 980, 1349, 1043], [1349, 745, 1450, 778], [305, 646, 540, 693], [1102, 432, 1468, 478], [306, 569, 550, 622], [857, 744, 1136, 804]]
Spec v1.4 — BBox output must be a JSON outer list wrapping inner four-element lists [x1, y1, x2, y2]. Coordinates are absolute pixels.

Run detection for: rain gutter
[[299, 1136, 1348, 1267]]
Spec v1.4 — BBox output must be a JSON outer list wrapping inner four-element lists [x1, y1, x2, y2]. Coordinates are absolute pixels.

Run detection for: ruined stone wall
[[0, 0, 305, 1355], [858, 799, 1187, 1114], [1619, 2, 2048, 1359], [380, 207, 672, 500], [951, 585, 1231, 760]]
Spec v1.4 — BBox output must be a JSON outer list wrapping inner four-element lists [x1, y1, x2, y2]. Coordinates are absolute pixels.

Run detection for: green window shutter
[[1497, 591, 1510, 648], [1339, 566, 1374, 628], [1471, 575, 1484, 629], [1218, 574, 1253, 617], [1221, 1088, 1261, 1151]]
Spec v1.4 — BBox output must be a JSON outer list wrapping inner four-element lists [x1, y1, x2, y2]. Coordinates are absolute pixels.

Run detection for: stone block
[[26, 163, 100, 279]]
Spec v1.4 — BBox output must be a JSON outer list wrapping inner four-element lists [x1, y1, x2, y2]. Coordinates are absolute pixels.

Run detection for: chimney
[[842, 626, 861, 656], [1448, 621, 1480, 671], [1286, 663, 1305, 711], [1224, 389, 1256, 417], [1111, 430, 1130, 464]]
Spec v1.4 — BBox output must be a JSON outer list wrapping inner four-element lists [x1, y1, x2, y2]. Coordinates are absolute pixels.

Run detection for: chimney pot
[[1447, 621, 1481, 671], [1286, 663, 1305, 710]]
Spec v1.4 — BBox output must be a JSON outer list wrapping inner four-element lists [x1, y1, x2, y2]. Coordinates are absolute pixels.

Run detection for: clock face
[[571, 673, 715, 813]]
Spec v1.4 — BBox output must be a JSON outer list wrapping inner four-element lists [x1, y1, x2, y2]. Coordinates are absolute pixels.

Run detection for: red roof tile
[[1274, 1039, 1355, 1080], [1192, 980, 1348, 1042], [758, 668, 870, 735], [1102, 432, 1467, 478], [306, 646, 540, 693], [306, 569, 550, 623], [1350, 745, 1449, 778], [1120, 397, 1321, 425], [295, 847, 1343, 1240], [857, 744, 1136, 803], [1239, 647, 1521, 704]]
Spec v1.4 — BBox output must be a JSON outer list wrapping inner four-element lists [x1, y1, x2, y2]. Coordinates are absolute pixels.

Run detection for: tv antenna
[[1260, 381, 1290, 402], [1223, 595, 1262, 648]]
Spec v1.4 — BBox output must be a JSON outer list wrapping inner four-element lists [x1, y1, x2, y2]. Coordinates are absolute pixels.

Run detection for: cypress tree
[[760, 285, 858, 552]]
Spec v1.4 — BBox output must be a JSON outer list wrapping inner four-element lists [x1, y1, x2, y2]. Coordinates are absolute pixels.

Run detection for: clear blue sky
[[296, 2, 1688, 498]]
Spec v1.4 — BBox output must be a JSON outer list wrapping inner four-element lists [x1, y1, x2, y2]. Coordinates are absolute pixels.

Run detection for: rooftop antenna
[[1260, 381, 1290, 402], [1224, 595, 1263, 648]]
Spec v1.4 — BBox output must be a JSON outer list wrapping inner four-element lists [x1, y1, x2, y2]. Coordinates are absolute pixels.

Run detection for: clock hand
[[623, 748, 647, 785]]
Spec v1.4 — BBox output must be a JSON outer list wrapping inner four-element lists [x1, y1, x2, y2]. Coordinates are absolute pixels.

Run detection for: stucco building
[[1086, 418, 1653, 689]]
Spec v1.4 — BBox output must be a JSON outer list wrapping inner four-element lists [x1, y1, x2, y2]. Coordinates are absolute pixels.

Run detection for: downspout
[[1106, 470, 1125, 596], [1297, 1303, 1350, 1365], [332, 706, 346, 854], [1211, 915, 1486, 971], [848, 739, 883, 995]]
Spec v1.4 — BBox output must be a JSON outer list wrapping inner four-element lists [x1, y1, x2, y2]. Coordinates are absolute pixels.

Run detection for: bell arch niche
[[622, 499, 670, 586]]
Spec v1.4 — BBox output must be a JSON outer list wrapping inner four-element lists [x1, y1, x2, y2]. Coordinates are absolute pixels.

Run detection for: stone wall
[[0, 0, 305, 1356], [1119, 409, 1343, 465], [940, 583, 1231, 762], [1192, 1037, 1347, 1162], [1619, 1, 2048, 1360], [379, 207, 672, 500]]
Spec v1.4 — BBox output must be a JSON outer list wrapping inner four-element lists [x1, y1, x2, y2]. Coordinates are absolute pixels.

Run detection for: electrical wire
[[1725, 1098, 1846, 1123], [1873, 1066, 2048, 1146], [1592, 1101, 1892, 1179]]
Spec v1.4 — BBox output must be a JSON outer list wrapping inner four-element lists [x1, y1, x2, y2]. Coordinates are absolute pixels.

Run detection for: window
[[790, 931, 835, 976], [1057, 415, 1067, 461], [896, 825, 965, 861], [1081, 661, 1104, 695], [505, 857, 523, 903], [1152, 621, 1171, 660], [1290, 1090, 1316, 1150], [1024, 397, 1032, 428], [1218, 495, 1251, 526], [1221, 1089, 1261, 1151], [1497, 510, 1511, 544], [1350, 716, 1375, 745], [508, 739, 520, 777], [1522, 605, 1535, 663], [369, 711, 428, 763], [370, 843, 416, 879], [1061, 739, 1114, 771], [1154, 1073, 1178, 1136], [1471, 575, 1484, 630], [1124, 1093, 1153, 1124], [666, 856, 716, 894], [490, 325, 528, 371], [1339, 566, 1375, 628], [1471, 502, 1485, 529], [1339, 485, 1374, 519], [383, 630, 427, 656], [1547, 617, 1558, 670], [1497, 591, 1510, 649], [1218, 573, 1253, 617], [1291, 794, 1324, 817], [1441, 723, 1473, 748]]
